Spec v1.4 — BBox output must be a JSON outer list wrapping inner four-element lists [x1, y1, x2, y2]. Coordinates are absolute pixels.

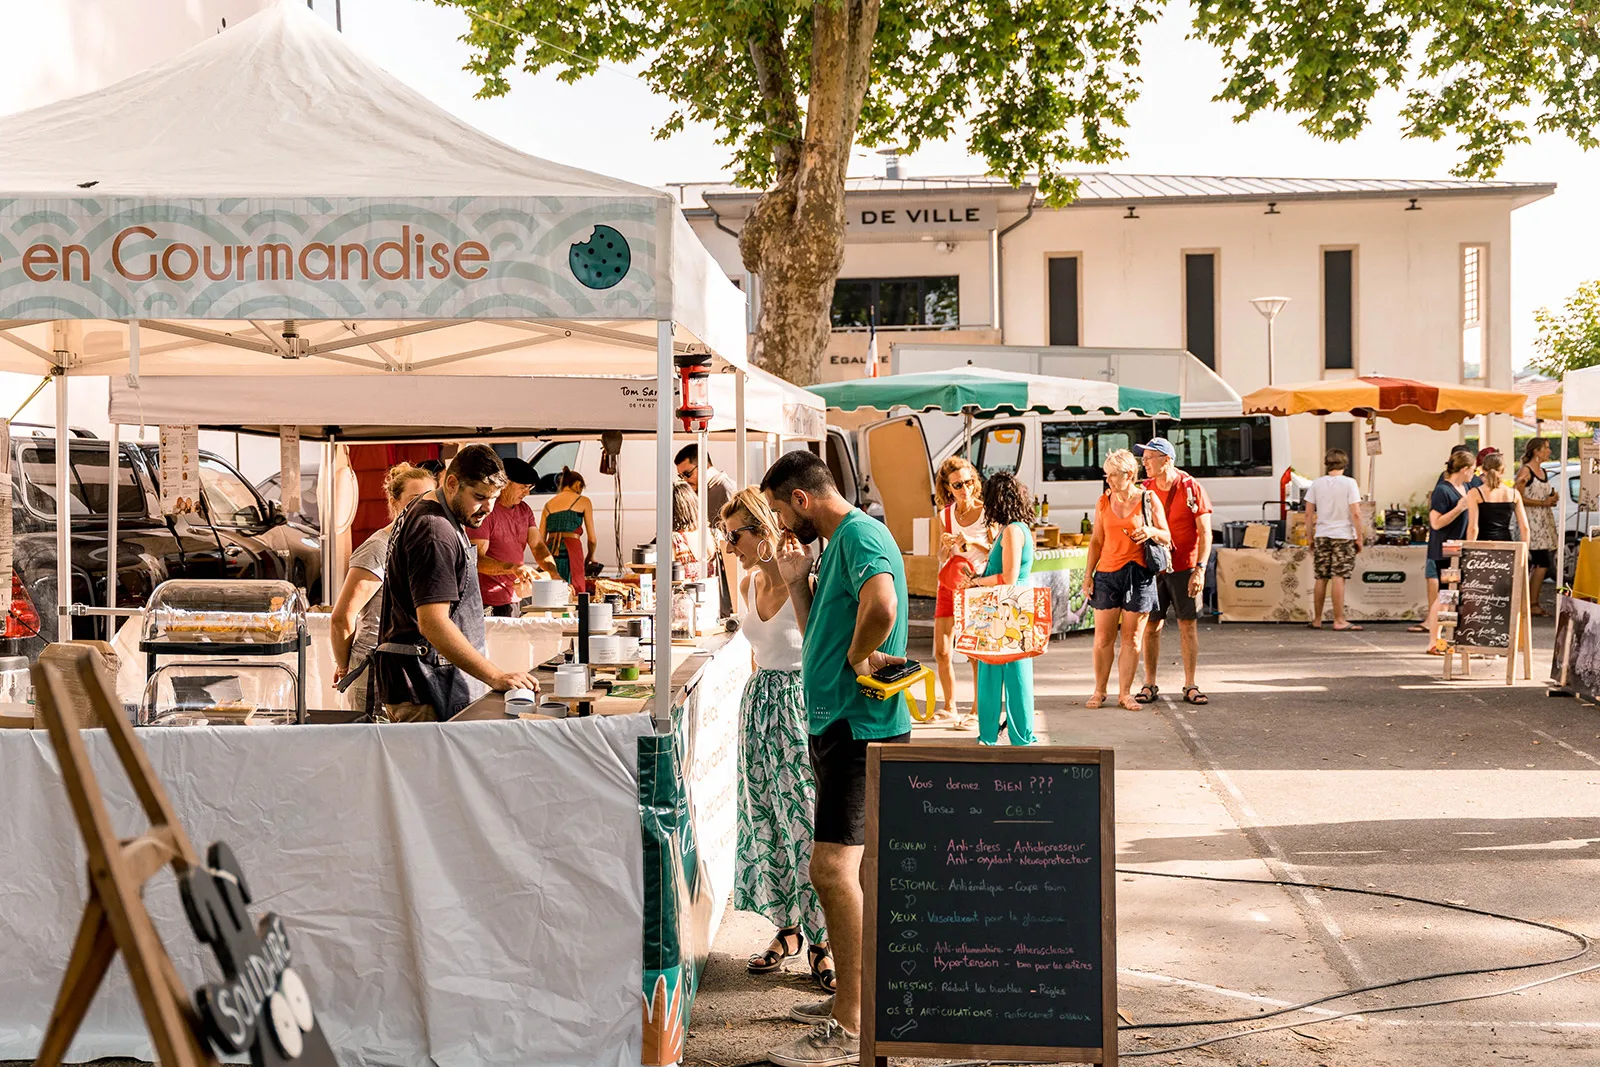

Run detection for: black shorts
[[808, 719, 910, 846], [489, 603, 517, 617], [1150, 568, 1199, 622], [1530, 549, 1554, 571], [1090, 561, 1158, 615]]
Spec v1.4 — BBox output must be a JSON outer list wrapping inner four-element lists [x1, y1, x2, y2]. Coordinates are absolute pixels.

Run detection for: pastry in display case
[[142, 579, 308, 649], [140, 662, 300, 727]]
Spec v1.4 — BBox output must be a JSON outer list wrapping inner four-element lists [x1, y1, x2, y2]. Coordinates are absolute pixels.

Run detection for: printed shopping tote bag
[[952, 583, 1052, 663]]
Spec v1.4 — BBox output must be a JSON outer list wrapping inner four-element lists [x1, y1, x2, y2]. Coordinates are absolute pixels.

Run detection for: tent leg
[[1559, 426, 1570, 588], [653, 321, 674, 729], [1365, 417, 1377, 502], [107, 423, 119, 635], [696, 432, 709, 564], [54, 369, 70, 640], [320, 437, 335, 606], [734, 369, 747, 487], [964, 409, 974, 461]]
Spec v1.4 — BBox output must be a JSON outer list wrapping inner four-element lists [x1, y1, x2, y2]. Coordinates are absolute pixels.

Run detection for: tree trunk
[[740, 1, 880, 385]]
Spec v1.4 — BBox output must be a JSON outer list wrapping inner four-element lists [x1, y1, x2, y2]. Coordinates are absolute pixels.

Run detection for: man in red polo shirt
[[1135, 438, 1213, 706]]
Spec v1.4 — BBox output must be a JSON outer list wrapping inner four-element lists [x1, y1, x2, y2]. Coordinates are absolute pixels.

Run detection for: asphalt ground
[[688, 611, 1600, 1067]]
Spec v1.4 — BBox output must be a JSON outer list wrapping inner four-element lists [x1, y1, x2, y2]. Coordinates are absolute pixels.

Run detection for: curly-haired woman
[[964, 472, 1039, 746], [932, 456, 990, 729]]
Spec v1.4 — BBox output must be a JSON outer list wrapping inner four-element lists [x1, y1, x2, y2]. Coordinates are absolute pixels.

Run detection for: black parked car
[[6, 431, 322, 657]]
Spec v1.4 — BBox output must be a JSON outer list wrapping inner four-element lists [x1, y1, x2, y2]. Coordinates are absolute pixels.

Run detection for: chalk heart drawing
[[891, 1020, 919, 1040], [900, 960, 917, 976]]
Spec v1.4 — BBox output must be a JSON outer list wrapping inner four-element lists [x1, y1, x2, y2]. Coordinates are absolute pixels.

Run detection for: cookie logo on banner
[[179, 842, 339, 1066], [570, 225, 631, 289]]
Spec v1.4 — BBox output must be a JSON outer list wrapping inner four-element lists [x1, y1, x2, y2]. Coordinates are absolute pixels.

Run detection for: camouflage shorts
[[1313, 536, 1357, 580]]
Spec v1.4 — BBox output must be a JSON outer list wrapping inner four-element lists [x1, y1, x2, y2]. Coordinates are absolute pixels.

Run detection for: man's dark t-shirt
[[376, 495, 487, 714]]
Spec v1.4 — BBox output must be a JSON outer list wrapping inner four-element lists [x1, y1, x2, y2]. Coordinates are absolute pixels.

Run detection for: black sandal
[[1182, 685, 1209, 706], [1135, 683, 1159, 704], [807, 943, 837, 993], [747, 926, 804, 974]]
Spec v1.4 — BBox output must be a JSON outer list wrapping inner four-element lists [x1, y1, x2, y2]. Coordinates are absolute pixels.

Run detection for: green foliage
[[439, 0, 1159, 205], [1192, 0, 1600, 178], [1532, 280, 1600, 378]]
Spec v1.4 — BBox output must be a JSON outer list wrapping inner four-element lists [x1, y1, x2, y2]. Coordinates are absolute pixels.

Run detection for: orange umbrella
[[1241, 376, 1527, 430]]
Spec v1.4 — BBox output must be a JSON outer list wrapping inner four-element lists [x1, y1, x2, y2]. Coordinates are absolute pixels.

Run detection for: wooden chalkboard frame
[[861, 743, 1117, 1066], [1448, 540, 1532, 685]]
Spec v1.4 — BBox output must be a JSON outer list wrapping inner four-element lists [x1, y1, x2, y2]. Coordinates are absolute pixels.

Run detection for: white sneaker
[[767, 1018, 859, 1066], [788, 996, 834, 1024]]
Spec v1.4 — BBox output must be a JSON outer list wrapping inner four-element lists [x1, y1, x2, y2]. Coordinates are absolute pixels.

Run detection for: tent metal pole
[[1558, 417, 1570, 590], [107, 422, 119, 616], [964, 409, 974, 460], [321, 435, 335, 606], [654, 322, 675, 728], [734, 370, 747, 486], [54, 368, 70, 636]]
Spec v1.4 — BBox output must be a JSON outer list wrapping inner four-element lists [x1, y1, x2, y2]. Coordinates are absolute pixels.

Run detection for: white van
[[933, 410, 1293, 527], [518, 438, 806, 567]]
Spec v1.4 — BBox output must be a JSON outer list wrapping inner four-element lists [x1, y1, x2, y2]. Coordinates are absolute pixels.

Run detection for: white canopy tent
[[1555, 367, 1600, 584], [0, 0, 753, 730]]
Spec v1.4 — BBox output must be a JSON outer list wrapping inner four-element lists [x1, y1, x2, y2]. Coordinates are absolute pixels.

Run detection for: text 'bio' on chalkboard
[[862, 744, 1116, 1064], [1455, 542, 1521, 650]]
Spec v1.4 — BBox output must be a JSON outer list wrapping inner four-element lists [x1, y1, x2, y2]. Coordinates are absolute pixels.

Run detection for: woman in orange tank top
[[1082, 448, 1171, 710]]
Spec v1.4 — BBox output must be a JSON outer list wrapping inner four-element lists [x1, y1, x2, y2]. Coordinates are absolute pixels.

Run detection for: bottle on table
[[1042, 494, 1051, 520], [1080, 512, 1092, 535]]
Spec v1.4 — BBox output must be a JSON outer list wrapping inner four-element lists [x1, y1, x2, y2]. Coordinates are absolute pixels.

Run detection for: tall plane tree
[[442, 0, 1600, 384]]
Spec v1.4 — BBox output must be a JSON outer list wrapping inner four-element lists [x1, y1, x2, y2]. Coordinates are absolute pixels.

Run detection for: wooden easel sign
[[29, 646, 338, 1067], [1449, 541, 1533, 684], [861, 744, 1117, 1065]]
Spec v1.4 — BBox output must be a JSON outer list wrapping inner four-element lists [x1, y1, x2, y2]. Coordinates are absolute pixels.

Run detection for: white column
[[1558, 425, 1570, 589], [107, 421, 120, 611], [654, 321, 675, 726], [54, 369, 69, 635], [320, 436, 336, 606]]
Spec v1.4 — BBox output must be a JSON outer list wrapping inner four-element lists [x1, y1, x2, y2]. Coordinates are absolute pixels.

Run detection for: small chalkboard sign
[[1450, 540, 1531, 684], [862, 744, 1116, 1065]]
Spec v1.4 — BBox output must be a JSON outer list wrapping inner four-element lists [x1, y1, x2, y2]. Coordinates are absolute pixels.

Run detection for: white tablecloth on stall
[[111, 613, 569, 709], [1216, 545, 1429, 622], [0, 714, 651, 1067]]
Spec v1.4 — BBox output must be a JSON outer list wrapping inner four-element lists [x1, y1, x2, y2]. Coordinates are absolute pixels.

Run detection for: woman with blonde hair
[[931, 456, 990, 729], [719, 487, 833, 993], [1466, 450, 1530, 545], [330, 463, 436, 717], [1083, 449, 1171, 710]]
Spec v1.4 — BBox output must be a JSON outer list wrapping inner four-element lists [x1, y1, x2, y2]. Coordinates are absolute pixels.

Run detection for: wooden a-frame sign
[[30, 646, 219, 1067]]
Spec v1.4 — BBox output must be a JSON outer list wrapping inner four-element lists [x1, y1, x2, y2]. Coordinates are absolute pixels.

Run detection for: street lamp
[[1250, 296, 1291, 387]]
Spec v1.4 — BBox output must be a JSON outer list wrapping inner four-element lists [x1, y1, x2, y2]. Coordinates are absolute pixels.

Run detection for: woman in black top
[[1466, 451, 1529, 544]]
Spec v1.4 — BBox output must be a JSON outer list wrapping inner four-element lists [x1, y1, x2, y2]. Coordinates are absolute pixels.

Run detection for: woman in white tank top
[[719, 487, 833, 994]]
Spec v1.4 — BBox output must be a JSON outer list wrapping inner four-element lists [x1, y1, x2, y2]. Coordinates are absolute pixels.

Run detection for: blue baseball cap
[[1133, 437, 1176, 459]]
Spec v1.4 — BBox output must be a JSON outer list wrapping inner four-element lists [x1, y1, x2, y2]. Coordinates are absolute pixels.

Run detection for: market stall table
[[1032, 547, 1095, 634], [1215, 544, 1430, 623]]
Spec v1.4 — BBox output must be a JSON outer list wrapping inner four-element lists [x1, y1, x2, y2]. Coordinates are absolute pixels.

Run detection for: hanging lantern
[[674, 354, 713, 432]]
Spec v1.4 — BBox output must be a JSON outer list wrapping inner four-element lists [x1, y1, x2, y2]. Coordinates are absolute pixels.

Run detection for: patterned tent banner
[[0, 197, 658, 320]]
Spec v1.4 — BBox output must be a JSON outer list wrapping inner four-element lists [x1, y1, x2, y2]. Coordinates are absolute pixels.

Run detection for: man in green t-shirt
[[762, 450, 908, 1067]]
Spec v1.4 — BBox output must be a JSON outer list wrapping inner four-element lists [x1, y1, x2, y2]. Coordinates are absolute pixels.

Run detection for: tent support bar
[[1558, 427, 1570, 589], [307, 321, 455, 354], [525, 320, 658, 350], [407, 334, 565, 370], [141, 320, 281, 355], [654, 321, 675, 729], [248, 321, 296, 359], [54, 369, 70, 632], [0, 329, 61, 366], [320, 437, 336, 607]]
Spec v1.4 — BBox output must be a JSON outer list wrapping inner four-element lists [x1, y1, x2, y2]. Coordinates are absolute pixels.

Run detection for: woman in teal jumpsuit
[[966, 472, 1037, 746]]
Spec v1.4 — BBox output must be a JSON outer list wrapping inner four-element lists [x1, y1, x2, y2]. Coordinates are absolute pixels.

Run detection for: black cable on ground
[[1113, 867, 1595, 1057]]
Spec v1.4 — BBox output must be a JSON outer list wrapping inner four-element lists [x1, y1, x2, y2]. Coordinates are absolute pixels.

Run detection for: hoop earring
[[757, 540, 775, 564]]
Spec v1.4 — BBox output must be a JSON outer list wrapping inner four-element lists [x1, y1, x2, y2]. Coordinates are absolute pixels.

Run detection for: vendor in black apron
[[374, 444, 540, 721]]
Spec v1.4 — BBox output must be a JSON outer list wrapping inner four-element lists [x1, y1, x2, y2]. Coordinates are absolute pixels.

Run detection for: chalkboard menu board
[[1455, 543, 1519, 650], [862, 744, 1116, 1064]]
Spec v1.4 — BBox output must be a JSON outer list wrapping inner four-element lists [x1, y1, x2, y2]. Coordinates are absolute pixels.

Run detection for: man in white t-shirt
[[1304, 448, 1365, 631]]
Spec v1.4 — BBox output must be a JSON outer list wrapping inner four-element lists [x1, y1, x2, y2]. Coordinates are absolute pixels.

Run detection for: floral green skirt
[[736, 668, 827, 943]]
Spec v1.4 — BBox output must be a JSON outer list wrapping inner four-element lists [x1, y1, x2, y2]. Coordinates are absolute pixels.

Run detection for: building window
[[1322, 249, 1355, 371], [1048, 255, 1081, 346], [830, 277, 958, 328], [1462, 244, 1486, 380], [1324, 420, 1355, 468], [1184, 252, 1218, 369]]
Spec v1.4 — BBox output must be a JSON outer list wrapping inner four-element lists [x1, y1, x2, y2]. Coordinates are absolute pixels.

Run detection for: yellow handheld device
[[857, 660, 937, 723]]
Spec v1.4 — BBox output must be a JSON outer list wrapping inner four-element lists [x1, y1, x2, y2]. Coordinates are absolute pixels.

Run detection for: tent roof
[[0, 1, 658, 200], [812, 368, 1180, 418]]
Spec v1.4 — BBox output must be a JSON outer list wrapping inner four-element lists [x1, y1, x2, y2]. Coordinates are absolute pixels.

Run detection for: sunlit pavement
[[688, 614, 1600, 1066]]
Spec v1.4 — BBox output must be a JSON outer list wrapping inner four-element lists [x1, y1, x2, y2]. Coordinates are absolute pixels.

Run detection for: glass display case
[[141, 579, 307, 650], [139, 579, 309, 722], [140, 662, 299, 727]]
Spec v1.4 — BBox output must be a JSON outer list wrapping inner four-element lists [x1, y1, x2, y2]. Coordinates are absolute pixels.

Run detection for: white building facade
[[677, 173, 1553, 505]]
